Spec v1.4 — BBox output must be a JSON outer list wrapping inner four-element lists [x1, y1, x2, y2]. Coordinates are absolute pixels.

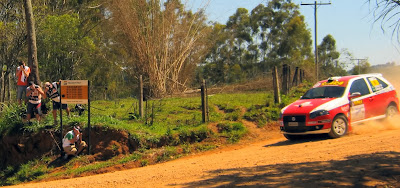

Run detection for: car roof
[[314, 73, 383, 88]]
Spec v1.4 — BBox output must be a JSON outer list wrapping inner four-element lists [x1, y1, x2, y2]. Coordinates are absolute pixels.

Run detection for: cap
[[73, 125, 82, 132], [29, 81, 35, 86]]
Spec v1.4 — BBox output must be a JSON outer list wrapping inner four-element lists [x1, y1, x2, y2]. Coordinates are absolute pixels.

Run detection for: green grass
[[0, 84, 312, 185], [0, 157, 52, 186], [216, 122, 247, 143]]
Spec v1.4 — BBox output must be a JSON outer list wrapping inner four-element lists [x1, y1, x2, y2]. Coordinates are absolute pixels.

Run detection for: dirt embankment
[[0, 126, 132, 170]]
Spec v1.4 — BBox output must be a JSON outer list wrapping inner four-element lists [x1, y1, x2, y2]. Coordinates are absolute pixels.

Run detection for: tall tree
[[318, 34, 345, 77], [201, 0, 314, 84], [24, 0, 40, 84], [0, 0, 27, 102], [32, 0, 129, 99]]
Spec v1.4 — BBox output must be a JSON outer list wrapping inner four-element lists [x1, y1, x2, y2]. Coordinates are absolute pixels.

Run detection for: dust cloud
[[351, 117, 400, 135], [375, 66, 400, 91]]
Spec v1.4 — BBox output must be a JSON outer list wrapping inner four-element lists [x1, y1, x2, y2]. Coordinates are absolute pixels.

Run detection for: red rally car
[[279, 73, 399, 140]]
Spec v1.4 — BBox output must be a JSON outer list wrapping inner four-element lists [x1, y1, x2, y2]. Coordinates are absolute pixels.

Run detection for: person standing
[[26, 81, 44, 123], [16, 61, 31, 105], [62, 125, 87, 159], [44, 81, 70, 125]]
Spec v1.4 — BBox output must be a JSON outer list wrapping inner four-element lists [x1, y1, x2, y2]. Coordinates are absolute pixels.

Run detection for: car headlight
[[310, 110, 329, 119]]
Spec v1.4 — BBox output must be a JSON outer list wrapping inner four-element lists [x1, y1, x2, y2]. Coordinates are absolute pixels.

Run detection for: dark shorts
[[27, 102, 42, 116], [52, 101, 68, 110], [17, 85, 27, 100]]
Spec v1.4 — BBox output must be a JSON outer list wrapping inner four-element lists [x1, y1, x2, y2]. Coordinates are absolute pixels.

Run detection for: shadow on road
[[173, 151, 400, 187], [264, 134, 330, 147]]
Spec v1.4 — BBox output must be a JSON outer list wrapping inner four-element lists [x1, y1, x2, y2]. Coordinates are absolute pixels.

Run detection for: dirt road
[[10, 118, 400, 188]]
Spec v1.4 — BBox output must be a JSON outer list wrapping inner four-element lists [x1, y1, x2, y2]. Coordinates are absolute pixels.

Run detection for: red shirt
[[17, 66, 30, 86]]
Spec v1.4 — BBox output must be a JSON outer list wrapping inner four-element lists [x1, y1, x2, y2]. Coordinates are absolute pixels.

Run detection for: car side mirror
[[349, 92, 361, 99]]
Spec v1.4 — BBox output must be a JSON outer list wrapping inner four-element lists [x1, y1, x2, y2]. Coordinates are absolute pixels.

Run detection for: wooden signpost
[[60, 80, 91, 154]]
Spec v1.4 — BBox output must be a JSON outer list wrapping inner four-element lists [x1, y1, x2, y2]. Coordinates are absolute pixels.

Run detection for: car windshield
[[301, 86, 345, 99]]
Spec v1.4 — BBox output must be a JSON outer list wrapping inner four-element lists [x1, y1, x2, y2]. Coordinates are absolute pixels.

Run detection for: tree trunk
[[7, 73, 11, 102], [24, 0, 40, 85], [1, 70, 4, 102]]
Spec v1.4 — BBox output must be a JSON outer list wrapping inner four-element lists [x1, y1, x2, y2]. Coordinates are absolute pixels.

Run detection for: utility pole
[[351, 58, 367, 74], [301, 1, 331, 81]]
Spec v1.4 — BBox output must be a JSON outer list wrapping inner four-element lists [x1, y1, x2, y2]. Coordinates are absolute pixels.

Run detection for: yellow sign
[[60, 80, 88, 104]]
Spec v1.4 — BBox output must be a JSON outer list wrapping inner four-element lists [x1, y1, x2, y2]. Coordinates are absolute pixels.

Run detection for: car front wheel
[[328, 115, 348, 138]]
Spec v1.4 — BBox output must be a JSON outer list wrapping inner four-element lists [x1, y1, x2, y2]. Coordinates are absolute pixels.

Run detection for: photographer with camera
[[44, 81, 70, 125], [62, 125, 87, 159], [26, 81, 44, 123], [16, 60, 31, 105]]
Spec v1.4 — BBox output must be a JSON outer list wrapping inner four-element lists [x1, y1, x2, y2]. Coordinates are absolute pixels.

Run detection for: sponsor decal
[[341, 105, 349, 112], [351, 104, 365, 120], [321, 80, 344, 86], [353, 100, 363, 106], [368, 77, 383, 92]]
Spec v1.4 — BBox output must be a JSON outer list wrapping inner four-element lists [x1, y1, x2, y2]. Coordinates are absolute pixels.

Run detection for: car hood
[[282, 98, 339, 115]]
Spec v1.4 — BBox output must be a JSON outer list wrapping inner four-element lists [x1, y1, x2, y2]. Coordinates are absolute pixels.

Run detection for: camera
[[75, 104, 85, 116]]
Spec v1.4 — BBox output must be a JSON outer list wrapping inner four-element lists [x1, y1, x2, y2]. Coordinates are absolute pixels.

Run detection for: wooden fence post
[[201, 79, 207, 123], [139, 75, 144, 118], [300, 69, 303, 83], [282, 64, 288, 95], [292, 67, 299, 86], [287, 65, 291, 94], [205, 80, 209, 122], [273, 66, 281, 104]]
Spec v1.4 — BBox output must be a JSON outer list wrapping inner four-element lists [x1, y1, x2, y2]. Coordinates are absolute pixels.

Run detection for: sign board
[[60, 80, 88, 104]]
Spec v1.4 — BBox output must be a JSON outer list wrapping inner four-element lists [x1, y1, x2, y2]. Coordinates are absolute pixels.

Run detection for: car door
[[349, 78, 373, 121], [366, 76, 389, 117]]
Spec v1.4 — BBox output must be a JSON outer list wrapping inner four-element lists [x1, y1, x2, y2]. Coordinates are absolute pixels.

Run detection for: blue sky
[[186, 0, 400, 67]]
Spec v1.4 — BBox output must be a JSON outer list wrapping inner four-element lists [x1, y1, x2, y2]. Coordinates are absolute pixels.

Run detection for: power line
[[301, 1, 331, 81]]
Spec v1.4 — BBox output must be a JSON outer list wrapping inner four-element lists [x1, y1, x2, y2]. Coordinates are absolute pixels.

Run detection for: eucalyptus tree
[[24, 0, 40, 84], [31, 0, 129, 98], [201, 0, 314, 84], [199, 23, 230, 84], [317, 34, 349, 78], [259, 0, 313, 68], [0, 0, 27, 102]]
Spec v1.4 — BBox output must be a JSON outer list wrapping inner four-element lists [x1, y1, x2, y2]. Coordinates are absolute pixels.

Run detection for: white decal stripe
[[310, 98, 348, 112]]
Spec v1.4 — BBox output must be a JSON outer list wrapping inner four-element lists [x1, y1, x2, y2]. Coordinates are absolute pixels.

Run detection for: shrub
[[216, 122, 247, 143], [0, 104, 25, 135]]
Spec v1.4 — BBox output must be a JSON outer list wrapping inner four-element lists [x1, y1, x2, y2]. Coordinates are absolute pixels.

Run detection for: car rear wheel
[[328, 115, 348, 138], [385, 105, 398, 118]]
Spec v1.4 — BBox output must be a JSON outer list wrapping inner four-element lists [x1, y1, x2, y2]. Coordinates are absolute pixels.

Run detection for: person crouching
[[62, 125, 87, 159]]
